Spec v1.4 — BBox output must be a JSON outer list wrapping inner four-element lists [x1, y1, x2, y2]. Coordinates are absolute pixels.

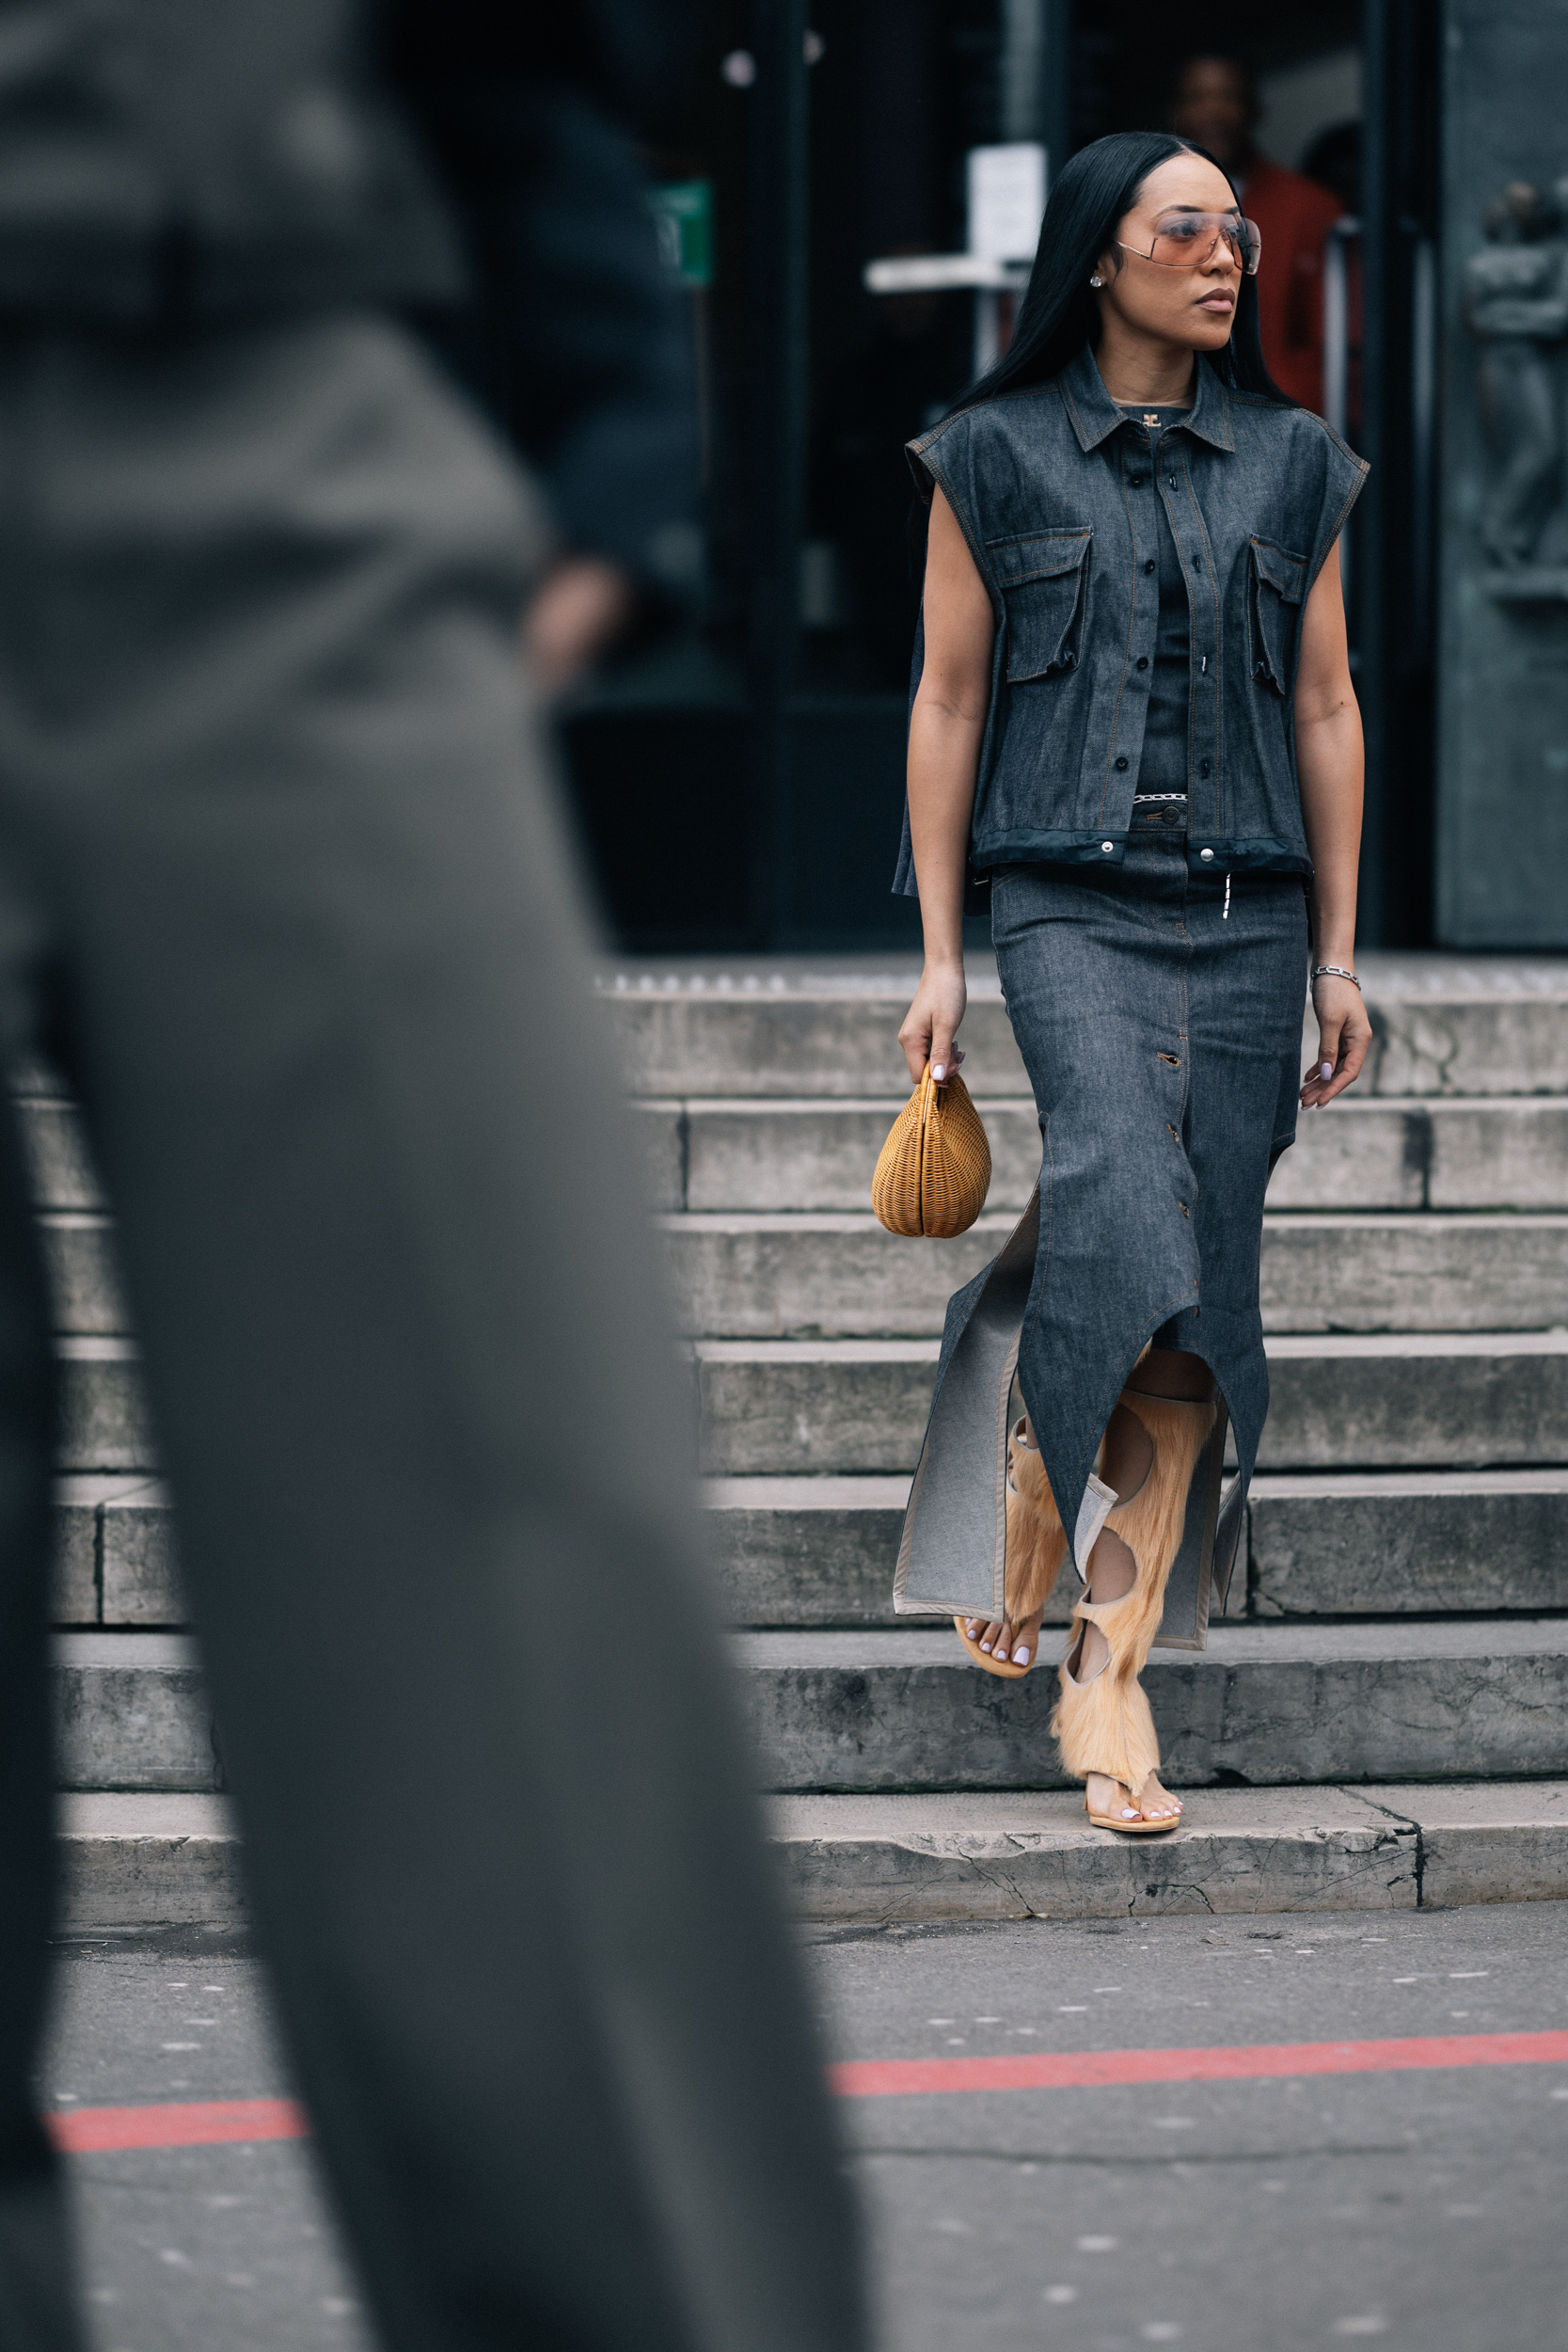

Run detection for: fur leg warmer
[[1052, 1390, 1215, 1792], [1004, 1416, 1069, 1620]]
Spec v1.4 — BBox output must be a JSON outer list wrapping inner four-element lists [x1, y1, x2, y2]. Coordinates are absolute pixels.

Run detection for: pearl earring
[[1089, 273, 1104, 287]]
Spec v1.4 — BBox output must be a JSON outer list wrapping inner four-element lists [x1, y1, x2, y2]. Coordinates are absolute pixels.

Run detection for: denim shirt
[[894, 344, 1368, 891]]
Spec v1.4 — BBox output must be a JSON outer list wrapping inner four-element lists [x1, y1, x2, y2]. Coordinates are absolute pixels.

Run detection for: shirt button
[[1200, 848, 1214, 861], [1115, 755, 1129, 771], [1101, 840, 1113, 852], [1129, 471, 1146, 485], [1168, 474, 1178, 488], [1136, 656, 1148, 671], [1144, 559, 1156, 574]]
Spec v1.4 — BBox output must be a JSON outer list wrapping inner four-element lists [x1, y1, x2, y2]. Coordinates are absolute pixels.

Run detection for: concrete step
[[696, 1341, 942, 1474], [603, 975, 1031, 1099], [51, 1779, 1568, 1932], [601, 954, 1568, 1098], [695, 1332, 1568, 1475], [18, 1095, 104, 1211], [1248, 1470, 1568, 1616], [58, 1792, 244, 1931], [706, 1470, 1568, 1627], [770, 1780, 1568, 1922], [61, 1455, 1560, 1641], [673, 1098, 1043, 1215], [736, 1621, 1568, 1791], [61, 1618, 1568, 1800], [54, 1632, 216, 1791], [664, 1212, 1568, 1338], [708, 1474, 947, 1630], [56, 1338, 155, 1472], [40, 1215, 128, 1335], [54, 1476, 179, 1627], [653, 1096, 1568, 1216]]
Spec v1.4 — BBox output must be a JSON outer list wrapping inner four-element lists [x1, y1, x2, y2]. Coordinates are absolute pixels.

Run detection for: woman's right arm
[[897, 484, 996, 1085]]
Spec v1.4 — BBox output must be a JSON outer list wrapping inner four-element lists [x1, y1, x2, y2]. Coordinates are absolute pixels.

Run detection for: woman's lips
[[1197, 294, 1234, 313]]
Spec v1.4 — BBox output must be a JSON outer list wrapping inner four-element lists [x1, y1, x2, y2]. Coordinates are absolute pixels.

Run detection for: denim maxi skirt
[[893, 826, 1309, 1647]]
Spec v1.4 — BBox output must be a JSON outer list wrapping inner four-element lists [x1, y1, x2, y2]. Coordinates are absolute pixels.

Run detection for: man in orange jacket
[[1169, 52, 1347, 412]]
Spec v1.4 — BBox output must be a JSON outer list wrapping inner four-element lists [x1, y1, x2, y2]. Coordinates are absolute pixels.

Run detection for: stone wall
[[1439, 0, 1568, 946]]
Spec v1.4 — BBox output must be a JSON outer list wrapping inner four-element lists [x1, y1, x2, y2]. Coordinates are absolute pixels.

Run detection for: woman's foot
[[959, 1410, 1062, 1670], [1085, 1769, 1183, 1825], [963, 1601, 1046, 1670]]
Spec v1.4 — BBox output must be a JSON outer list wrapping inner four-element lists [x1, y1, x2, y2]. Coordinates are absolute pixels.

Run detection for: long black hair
[[951, 129, 1290, 415]]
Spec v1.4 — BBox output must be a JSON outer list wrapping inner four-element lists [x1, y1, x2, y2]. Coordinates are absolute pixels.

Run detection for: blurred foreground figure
[[0, 6, 866, 2348]]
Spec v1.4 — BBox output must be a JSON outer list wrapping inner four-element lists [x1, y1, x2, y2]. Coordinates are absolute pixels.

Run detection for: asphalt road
[[42, 1927, 369, 2352], [40, 1902, 1568, 2351], [816, 1900, 1568, 2352]]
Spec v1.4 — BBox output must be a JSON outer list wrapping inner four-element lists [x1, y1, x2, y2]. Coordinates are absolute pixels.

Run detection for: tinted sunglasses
[[1118, 210, 1262, 276]]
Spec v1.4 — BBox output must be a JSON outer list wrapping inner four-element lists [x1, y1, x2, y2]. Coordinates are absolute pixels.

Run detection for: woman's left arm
[[1294, 540, 1372, 1108]]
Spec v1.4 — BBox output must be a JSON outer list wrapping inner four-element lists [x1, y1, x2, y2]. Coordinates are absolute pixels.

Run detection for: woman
[[892, 132, 1370, 1832]]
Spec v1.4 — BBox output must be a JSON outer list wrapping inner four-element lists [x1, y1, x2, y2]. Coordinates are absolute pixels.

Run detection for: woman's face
[[1095, 152, 1245, 355]]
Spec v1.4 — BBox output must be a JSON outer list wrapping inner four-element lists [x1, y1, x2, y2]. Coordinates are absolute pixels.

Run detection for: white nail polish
[[979, 1641, 991, 1653], [932, 1064, 945, 1081], [1013, 1645, 1030, 1664], [1319, 1060, 1333, 1079]]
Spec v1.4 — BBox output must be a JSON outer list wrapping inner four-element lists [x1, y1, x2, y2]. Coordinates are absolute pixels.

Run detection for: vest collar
[[1058, 344, 1235, 454]]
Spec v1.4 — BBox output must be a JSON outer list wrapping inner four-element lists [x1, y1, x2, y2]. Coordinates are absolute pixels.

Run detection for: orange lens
[[1148, 214, 1261, 275]]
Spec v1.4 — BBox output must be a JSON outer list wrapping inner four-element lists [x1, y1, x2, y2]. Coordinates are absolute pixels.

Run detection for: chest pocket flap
[[1248, 536, 1308, 695], [989, 528, 1092, 683]]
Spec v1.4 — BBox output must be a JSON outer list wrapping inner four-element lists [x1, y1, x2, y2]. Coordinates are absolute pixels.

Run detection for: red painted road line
[[43, 2029, 1568, 2149], [47, 2098, 309, 2153], [831, 2028, 1568, 2100]]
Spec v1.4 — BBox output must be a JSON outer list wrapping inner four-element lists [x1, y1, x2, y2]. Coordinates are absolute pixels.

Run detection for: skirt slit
[[894, 832, 1307, 1648]]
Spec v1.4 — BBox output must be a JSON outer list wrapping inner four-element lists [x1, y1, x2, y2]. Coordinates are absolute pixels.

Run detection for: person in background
[[1168, 50, 1345, 412], [407, 4, 706, 691], [0, 6, 867, 2350], [1301, 119, 1364, 438]]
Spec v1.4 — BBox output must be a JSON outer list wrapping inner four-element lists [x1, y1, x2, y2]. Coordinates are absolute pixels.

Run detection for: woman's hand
[[1300, 974, 1371, 1108], [899, 961, 968, 1087], [521, 557, 636, 695]]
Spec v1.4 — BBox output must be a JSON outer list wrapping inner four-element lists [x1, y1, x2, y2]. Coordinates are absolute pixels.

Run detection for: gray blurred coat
[[0, 8, 865, 2349]]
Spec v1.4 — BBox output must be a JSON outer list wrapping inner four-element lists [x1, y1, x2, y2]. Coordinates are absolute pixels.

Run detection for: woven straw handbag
[[871, 1064, 991, 1238]]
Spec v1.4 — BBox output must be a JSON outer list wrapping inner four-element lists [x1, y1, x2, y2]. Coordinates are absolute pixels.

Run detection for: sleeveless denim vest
[[894, 345, 1368, 890]]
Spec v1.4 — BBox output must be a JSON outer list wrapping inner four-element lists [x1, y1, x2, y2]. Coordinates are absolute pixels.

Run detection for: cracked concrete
[[772, 1782, 1568, 1922], [736, 1625, 1568, 1790]]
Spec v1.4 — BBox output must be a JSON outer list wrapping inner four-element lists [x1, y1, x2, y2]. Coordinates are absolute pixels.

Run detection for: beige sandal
[[1054, 1388, 1214, 1828], [1083, 1787, 1181, 1835], [953, 1415, 1068, 1678]]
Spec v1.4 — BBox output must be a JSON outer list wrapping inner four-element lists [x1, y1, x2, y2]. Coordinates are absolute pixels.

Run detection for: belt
[[1132, 793, 1188, 829]]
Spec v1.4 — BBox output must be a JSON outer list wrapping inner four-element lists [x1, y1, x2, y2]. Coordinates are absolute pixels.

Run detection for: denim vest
[[895, 345, 1367, 890]]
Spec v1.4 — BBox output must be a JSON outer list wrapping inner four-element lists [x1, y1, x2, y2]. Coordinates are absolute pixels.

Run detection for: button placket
[[1111, 442, 1159, 806], [1162, 461, 1221, 842]]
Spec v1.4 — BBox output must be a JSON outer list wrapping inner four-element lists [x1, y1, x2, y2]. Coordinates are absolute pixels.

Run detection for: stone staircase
[[621, 950, 1568, 1922], [33, 952, 1568, 1927]]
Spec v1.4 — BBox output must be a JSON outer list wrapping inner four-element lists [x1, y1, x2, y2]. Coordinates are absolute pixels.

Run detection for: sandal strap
[[1070, 1592, 1139, 1627]]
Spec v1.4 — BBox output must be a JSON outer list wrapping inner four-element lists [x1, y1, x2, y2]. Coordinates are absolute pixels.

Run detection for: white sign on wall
[[966, 142, 1047, 262]]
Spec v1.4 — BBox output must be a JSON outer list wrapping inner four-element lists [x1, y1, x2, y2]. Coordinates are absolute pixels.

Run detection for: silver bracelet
[[1312, 965, 1361, 990]]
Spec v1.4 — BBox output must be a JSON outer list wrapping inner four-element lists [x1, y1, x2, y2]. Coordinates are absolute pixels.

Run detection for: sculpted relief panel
[[1466, 178, 1568, 597]]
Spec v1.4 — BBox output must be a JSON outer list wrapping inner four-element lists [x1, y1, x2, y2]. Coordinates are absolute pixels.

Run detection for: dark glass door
[[560, 3, 1439, 951]]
